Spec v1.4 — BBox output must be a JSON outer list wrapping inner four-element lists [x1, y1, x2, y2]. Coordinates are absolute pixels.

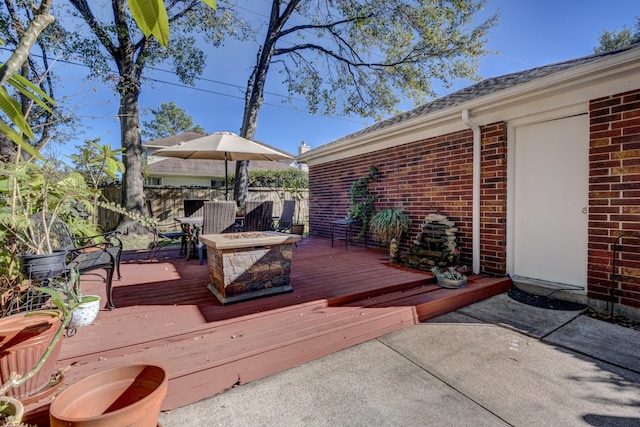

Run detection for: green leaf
[[80, 295, 100, 304], [128, 0, 169, 47], [6, 72, 55, 112], [200, 0, 217, 9], [33, 287, 69, 316], [0, 119, 24, 146], [0, 87, 33, 139]]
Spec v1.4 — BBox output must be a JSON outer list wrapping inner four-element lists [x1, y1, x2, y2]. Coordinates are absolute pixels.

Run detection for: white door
[[513, 114, 588, 287]]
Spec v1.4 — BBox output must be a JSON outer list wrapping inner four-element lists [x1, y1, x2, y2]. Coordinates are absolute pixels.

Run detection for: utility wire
[[0, 46, 369, 126]]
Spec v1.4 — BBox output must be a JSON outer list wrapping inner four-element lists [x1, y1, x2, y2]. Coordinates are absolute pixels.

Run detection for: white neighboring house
[[143, 132, 296, 187]]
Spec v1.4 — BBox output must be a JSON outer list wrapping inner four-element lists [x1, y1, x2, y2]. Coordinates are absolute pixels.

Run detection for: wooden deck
[[25, 236, 511, 424]]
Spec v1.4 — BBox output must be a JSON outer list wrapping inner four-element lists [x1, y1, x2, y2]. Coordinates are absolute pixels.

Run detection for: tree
[[232, 0, 498, 207], [594, 18, 640, 52], [0, 0, 217, 162], [0, 0, 82, 160], [66, 0, 238, 232], [0, 0, 57, 157], [68, 139, 125, 228], [142, 101, 205, 141]]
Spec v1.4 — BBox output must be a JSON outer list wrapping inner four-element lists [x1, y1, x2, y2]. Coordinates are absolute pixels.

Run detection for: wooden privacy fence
[[98, 187, 309, 232]]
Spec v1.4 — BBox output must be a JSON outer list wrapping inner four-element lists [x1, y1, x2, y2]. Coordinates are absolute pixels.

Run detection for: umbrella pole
[[224, 154, 229, 201]]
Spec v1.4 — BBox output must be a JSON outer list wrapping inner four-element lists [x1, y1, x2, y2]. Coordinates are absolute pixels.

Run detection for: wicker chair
[[243, 201, 274, 232], [199, 201, 237, 265], [183, 199, 207, 217]]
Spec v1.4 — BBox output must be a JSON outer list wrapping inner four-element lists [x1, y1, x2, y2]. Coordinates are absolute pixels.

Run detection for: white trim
[[506, 123, 516, 277], [462, 110, 481, 274]]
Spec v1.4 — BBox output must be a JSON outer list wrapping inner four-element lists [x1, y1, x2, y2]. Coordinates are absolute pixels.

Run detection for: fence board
[[98, 187, 308, 231]]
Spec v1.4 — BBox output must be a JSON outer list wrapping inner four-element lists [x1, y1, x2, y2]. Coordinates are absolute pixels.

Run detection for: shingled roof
[[321, 43, 640, 149]]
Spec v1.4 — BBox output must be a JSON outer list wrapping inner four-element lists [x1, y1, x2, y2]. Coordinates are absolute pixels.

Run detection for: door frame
[[506, 104, 589, 290]]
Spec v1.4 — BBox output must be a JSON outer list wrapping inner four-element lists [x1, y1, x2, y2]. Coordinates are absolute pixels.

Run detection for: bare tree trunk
[[234, 1, 298, 206], [0, 0, 53, 87], [118, 88, 146, 233]]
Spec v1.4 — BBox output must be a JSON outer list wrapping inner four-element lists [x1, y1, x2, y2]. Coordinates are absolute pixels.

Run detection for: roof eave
[[297, 46, 640, 166]]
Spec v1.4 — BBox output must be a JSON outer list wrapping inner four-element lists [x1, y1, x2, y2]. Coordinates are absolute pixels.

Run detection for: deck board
[[24, 236, 511, 425]]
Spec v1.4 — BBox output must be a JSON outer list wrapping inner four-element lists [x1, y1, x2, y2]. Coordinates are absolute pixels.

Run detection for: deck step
[[58, 298, 417, 411], [344, 276, 513, 321]]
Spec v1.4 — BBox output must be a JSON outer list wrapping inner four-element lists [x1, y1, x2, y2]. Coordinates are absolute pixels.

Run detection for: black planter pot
[[19, 251, 67, 281], [10, 251, 68, 315], [291, 224, 305, 235]]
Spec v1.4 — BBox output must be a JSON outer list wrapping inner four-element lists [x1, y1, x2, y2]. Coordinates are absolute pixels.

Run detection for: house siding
[[588, 88, 640, 309], [308, 123, 507, 275]]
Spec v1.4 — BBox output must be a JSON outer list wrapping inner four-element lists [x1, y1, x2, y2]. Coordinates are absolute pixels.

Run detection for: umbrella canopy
[[153, 132, 293, 199]]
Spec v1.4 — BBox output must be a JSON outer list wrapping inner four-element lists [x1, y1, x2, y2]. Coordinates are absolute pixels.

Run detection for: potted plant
[[347, 166, 378, 239], [369, 207, 411, 262], [0, 277, 97, 424], [431, 266, 467, 289], [0, 275, 84, 404], [46, 267, 101, 336], [0, 309, 65, 402]]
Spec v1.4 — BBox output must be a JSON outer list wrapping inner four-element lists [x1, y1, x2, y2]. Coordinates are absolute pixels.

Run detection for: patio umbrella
[[153, 132, 293, 199]]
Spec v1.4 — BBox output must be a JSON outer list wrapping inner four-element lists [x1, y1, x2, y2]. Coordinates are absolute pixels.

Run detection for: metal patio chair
[[147, 200, 188, 258], [30, 213, 123, 310], [273, 200, 295, 233]]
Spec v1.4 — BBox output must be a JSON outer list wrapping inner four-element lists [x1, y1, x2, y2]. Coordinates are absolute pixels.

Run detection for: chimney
[[297, 141, 310, 172]]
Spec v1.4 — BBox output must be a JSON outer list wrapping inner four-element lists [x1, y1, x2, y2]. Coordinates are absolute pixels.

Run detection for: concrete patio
[[160, 292, 640, 426]]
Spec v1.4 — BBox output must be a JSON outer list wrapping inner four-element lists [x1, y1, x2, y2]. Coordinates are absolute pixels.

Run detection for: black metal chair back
[[274, 200, 295, 232]]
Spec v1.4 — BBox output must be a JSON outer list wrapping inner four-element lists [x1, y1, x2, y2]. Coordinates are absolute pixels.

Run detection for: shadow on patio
[[24, 236, 511, 425]]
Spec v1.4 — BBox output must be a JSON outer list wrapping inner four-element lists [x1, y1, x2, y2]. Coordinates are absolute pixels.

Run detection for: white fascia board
[[299, 48, 640, 166], [466, 55, 640, 125], [300, 113, 468, 166]]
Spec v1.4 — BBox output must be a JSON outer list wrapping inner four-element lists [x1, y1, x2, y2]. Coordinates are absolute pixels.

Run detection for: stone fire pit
[[199, 231, 301, 304]]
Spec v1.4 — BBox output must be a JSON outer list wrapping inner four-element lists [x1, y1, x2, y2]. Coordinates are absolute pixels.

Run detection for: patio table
[[331, 219, 367, 250], [174, 216, 203, 260]]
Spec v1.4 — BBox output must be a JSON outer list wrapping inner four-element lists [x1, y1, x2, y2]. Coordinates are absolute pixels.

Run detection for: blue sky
[[27, 0, 640, 158]]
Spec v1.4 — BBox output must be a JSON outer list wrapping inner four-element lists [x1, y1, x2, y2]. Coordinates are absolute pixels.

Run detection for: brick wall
[[588, 88, 640, 308], [309, 123, 507, 275]]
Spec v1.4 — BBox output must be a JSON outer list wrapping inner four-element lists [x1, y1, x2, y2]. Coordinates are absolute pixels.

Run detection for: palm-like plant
[[369, 207, 411, 245]]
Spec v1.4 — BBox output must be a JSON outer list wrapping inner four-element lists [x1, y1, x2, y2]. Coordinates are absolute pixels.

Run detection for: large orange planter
[[0, 311, 63, 399], [49, 364, 168, 427]]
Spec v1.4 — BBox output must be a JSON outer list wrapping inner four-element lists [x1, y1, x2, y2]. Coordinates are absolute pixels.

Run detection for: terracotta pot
[[0, 311, 63, 399], [49, 364, 168, 427]]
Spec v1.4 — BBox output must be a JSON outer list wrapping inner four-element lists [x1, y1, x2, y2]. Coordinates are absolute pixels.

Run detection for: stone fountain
[[404, 213, 459, 271]]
